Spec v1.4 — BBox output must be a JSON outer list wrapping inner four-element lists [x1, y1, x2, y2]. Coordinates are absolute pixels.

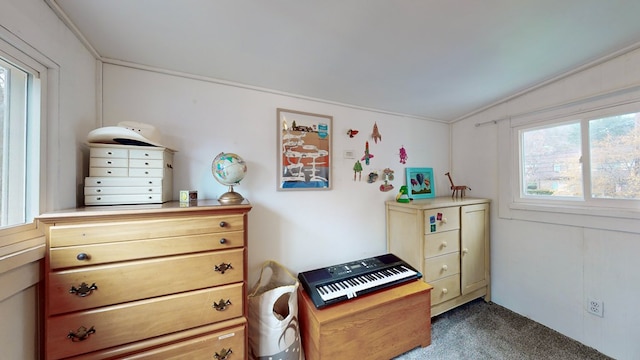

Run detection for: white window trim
[[498, 87, 640, 234]]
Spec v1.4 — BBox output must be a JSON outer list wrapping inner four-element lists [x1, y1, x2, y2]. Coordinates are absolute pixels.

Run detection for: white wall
[[101, 63, 451, 283], [1, 0, 97, 358], [452, 47, 640, 360]]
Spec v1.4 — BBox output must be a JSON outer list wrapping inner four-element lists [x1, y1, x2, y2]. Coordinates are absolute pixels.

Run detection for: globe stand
[[218, 185, 244, 205]]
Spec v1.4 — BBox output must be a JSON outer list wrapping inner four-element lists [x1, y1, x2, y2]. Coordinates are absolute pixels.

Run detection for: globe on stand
[[211, 152, 247, 204]]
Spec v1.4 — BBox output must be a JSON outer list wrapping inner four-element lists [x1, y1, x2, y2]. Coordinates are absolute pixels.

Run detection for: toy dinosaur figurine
[[445, 172, 471, 198]]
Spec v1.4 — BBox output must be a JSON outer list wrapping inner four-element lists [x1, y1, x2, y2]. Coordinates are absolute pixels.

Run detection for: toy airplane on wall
[[362, 141, 373, 165]]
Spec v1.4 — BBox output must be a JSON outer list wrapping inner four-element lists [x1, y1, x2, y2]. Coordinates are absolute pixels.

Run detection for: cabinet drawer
[[129, 159, 164, 168], [129, 149, 166, 160], [424, 252, 460, 282], [46, 284, 244, 360], [429, 274, 460, 306], [84, 186, 161, 195], [423, 207, 459, 234], [89, 167, 128, 177], [90, 147, 128, 159], [424, 230, 459, 257], [49, 215, 245, 247], [84, 177, 163, 187], [124, 325, 245, 359], [48, 249, 244, 314], [85, 194, 161, 205], [49, 231, 244, 269], [89, 158, 129, 168], [128, 167, 165, 177]]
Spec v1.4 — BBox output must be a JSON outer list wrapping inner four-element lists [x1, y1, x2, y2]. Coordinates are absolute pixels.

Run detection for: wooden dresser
[[386, 197, 490, 316], [38, 200, 251, 360]]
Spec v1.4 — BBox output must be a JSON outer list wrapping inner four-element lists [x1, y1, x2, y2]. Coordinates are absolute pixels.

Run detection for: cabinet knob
[[442, 288, 448, 294], [441, 217, 448, 224], [462, 248, 469, 254], [212, 298, 232, 311], [67, 326, 96, 342], [214, 348, 233, 360], [219, 221, 227, 228], [219, 238, 227, 244], [441, 241, 447, 248], [442, 265, 448, 271], [76, 253, 90, 261], [214, 262, 233, 274]]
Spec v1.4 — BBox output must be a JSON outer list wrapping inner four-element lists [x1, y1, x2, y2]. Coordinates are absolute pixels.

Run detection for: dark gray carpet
[[394, 299, 612, 360]]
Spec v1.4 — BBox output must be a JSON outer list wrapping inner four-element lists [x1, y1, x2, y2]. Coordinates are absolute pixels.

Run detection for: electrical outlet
[[587, 298, 604, 317]]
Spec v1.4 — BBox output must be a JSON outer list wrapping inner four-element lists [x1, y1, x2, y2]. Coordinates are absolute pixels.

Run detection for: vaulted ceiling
[[49, 0, 640, 122]]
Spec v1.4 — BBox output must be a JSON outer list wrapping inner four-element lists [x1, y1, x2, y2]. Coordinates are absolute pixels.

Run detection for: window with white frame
[[0, 48, 42, 228], [517, 108, 640, 209]]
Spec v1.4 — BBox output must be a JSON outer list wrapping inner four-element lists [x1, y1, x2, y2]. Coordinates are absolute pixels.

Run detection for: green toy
[[396, 185, 410, 203]]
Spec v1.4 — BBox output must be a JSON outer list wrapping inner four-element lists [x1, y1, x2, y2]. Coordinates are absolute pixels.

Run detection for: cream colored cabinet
[[38, 200, 251, 360], [386, 197, 490, 316]]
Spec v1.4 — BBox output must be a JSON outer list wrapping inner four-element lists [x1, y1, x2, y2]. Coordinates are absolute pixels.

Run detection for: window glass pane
[[590, 113, 640, 199], [0, 57, 29, 227], [521, 122, 582, 197]]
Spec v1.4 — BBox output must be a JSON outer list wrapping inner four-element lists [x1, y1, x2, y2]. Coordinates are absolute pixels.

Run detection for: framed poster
[[277, 108, 332, 190], [405, 167, 435, 199]]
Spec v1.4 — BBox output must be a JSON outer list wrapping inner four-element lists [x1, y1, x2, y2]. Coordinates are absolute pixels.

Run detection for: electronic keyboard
[[298, 253, 422, 309]]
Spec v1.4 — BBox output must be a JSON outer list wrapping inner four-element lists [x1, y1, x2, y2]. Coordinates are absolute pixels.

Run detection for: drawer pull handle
[[219, 238, 227, 244], [441, 217, 448, 224], [69, 282, 98, 297], [214, 348, 233, 360], [442, 288, 448, 294], [213, 298, 232, 311], [219, 221, 227, 228], [442, 265, 448, 271], [214, 262, 233, 274], [76, 253, 90, 261], [67, 326, 96, 342], [441, 241, 447, 248]]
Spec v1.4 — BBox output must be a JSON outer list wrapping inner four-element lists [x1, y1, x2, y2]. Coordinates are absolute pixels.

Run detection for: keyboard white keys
[[316, 265, 418, 302]]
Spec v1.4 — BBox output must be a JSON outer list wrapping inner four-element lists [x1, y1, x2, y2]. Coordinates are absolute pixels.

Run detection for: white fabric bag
[[248, 261, 302, 360]]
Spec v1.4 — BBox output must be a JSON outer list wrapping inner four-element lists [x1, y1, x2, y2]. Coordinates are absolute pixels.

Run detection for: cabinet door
[[460, 203, 489, 295]]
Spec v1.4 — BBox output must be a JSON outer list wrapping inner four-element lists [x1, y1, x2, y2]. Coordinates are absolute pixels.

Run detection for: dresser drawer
[[90, 147, 128, 159], [89, 158, 129, 168], [423, 207, 459, 234], [84, 177, 163, 187], [424, 252, 460, 282], [129, 148, 166, 160], [49, 215, 245, 247], [48, 249, 243, 314], [128, 167, 165, 177], [124, 325, 245, 360], [424, 230, 459, 257], [85, 194, 161, 205], [129, 158, 164, 168], [429, 274, 460, 306], [89, 167, 129, 177], [46, 284, 244, 360], [84, 186, 161, 195], [49, 231, 244, 269]]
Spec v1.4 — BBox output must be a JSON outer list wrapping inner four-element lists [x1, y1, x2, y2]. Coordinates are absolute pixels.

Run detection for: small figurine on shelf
[[445, 172, 471, 198], [396, 185, 410, 203]]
